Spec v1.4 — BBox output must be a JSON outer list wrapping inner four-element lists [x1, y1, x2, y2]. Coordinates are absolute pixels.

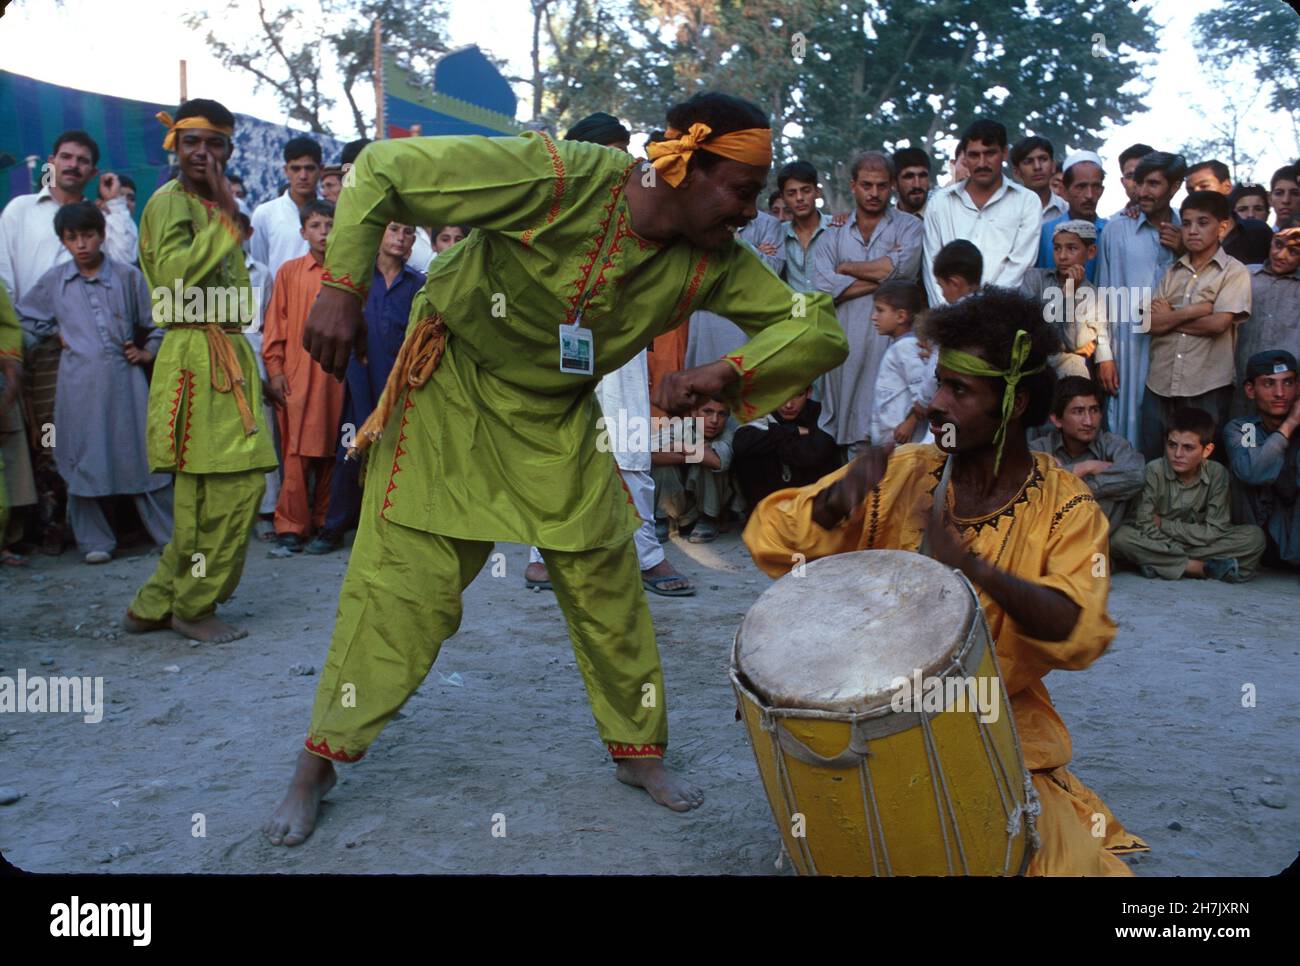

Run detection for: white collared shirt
[[921, 177, 1042, 305], [0, 187, 138, 304], [249, 192, 309, 278], [408, 227, 435, 273], [1041, 192, 1069, 224]]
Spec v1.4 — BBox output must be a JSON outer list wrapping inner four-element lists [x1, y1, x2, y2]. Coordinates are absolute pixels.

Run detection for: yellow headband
[[645, 122, 772, 188], [157, 112, 234, 152]]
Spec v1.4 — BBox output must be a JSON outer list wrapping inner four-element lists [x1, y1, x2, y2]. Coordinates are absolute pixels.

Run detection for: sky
[[0, 0, 1294, 187]]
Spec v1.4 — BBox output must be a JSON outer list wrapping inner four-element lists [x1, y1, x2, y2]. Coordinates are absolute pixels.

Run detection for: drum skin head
[[737, 549, 974, 714]]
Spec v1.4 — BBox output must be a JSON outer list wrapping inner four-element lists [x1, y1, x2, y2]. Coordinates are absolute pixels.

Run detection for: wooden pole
[[372, 19, 384, 139], [179, 60, 188, 103]]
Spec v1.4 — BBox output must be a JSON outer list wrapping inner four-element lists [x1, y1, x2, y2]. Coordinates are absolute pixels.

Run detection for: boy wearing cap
[[1141, 190, 1252, 459], [1224, 349, 1300, 567], [1020, 220, 1112, 381]]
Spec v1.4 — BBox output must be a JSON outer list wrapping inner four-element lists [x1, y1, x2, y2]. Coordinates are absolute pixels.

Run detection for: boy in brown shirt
[[1140, 190, 1251, 459]]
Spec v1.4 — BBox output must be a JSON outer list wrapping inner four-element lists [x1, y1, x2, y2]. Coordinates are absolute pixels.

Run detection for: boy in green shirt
[[1111, 407, 1265, 580]]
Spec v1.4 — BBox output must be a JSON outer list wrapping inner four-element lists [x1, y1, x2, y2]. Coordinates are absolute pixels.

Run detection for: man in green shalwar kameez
[[122, 99, 277, 643], [265, 93, 848, 844]]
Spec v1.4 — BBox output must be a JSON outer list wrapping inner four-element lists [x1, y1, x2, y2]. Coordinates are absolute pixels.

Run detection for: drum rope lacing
[[736, 560, 1041, 876]]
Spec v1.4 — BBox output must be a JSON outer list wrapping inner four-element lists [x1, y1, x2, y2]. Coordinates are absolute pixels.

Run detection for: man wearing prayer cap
[[1037, 147, 1109, 357], [263, 91, 848, 845]]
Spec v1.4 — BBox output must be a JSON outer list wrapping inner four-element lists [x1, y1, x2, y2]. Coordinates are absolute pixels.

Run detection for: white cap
[[1062, 150, 1104, 173]]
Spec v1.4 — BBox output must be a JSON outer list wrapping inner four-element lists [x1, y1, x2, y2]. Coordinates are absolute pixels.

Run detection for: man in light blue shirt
[[777, 160, 833, 292], [1095, 151, 1186, 447]]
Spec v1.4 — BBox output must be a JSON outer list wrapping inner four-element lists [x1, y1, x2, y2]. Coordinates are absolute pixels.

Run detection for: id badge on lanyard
[[559, 312, 595, 376]]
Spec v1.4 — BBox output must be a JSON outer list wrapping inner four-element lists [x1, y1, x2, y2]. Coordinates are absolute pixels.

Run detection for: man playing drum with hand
[[745, 287, 1148, 875]]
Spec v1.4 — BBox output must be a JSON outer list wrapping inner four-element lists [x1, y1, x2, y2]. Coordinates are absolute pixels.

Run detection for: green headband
[[937, 330, 1045, 473]]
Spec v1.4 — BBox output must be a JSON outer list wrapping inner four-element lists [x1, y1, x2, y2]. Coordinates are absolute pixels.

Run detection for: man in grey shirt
[[811, 151, 923, 455], [1224, 349, 1300, 568], [1030, 375, 1145, 533]]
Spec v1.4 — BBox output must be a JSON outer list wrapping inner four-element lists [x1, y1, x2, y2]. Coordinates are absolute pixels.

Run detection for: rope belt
[[346, 315, 447, 461], [168, 323, 257, 436]]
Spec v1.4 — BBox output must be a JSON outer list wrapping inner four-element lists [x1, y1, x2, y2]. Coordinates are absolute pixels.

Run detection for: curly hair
[[926, 286, 1061, 427]]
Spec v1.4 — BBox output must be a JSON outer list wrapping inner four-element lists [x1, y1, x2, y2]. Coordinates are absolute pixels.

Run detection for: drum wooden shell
[[732, 549, 1036, 876]]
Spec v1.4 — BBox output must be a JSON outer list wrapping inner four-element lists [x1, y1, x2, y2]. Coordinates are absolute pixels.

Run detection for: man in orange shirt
[[262, 199, 343, 554]]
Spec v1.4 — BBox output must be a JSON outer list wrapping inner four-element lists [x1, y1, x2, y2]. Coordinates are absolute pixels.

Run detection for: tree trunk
[[922, 30, 979, 152]]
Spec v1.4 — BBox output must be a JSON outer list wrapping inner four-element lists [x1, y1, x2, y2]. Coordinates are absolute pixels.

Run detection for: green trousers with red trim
[[129, 469, 265, 622], [304, 461, 669, 763]]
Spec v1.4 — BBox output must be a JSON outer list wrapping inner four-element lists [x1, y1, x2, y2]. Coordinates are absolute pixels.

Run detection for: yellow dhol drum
[[732, 549, 1039, 876]]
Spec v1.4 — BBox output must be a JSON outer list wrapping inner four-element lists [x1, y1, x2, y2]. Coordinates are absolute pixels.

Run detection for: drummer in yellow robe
[[745, 286, 1148, 876], [262, 93, 848, 846]]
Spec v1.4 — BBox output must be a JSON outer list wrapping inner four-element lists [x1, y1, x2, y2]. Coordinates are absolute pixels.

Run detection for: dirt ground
[[1, 528, 1296, 875]]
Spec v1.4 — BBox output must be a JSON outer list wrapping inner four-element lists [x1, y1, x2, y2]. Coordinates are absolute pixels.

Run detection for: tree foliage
[[540, 0, 1159, 201], [185, 0, 448, 138], [1192, 0, 1300, 159]]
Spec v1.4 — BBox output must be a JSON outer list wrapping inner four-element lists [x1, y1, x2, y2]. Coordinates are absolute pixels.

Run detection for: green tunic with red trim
[[326, 132, 847, 551], [139, 180, 277, 475], [0, 280, 19, 361]]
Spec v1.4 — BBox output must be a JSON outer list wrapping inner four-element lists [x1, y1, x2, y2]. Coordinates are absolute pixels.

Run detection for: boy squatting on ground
[[731, 384, 839, 507], [1029, 376, 1145, 534], [1019, 219, 1113, 383], [15, 201, 173, 563], [1111, 407, 1265, 582], [652, 394, 739, 543]]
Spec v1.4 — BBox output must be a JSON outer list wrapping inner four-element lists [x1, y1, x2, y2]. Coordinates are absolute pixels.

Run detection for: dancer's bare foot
[[616, 758, 704, 812], [264, 749, 337, 846], [122, 610, 170, 634], [172, 613, 247, 643], [641, 559, 693, 593]]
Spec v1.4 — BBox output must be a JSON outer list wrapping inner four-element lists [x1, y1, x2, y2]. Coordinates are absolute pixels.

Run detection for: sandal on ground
[[643, 573, 696, 597], [0, 548, 28, 567], [687, 522, 719, 544]]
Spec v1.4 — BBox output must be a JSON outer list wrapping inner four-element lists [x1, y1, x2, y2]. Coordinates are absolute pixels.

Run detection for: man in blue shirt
[[1095, 151, 1186, 446], [306, 222, 425, 553], [1224, 349, 1300, 569]]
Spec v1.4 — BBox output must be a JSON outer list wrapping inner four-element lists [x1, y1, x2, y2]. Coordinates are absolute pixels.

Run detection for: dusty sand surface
[[1, 530, 1296, 875]]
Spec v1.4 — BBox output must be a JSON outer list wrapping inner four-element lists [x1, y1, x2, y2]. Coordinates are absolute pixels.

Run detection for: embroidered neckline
[[932, 455, 1045, 535]]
